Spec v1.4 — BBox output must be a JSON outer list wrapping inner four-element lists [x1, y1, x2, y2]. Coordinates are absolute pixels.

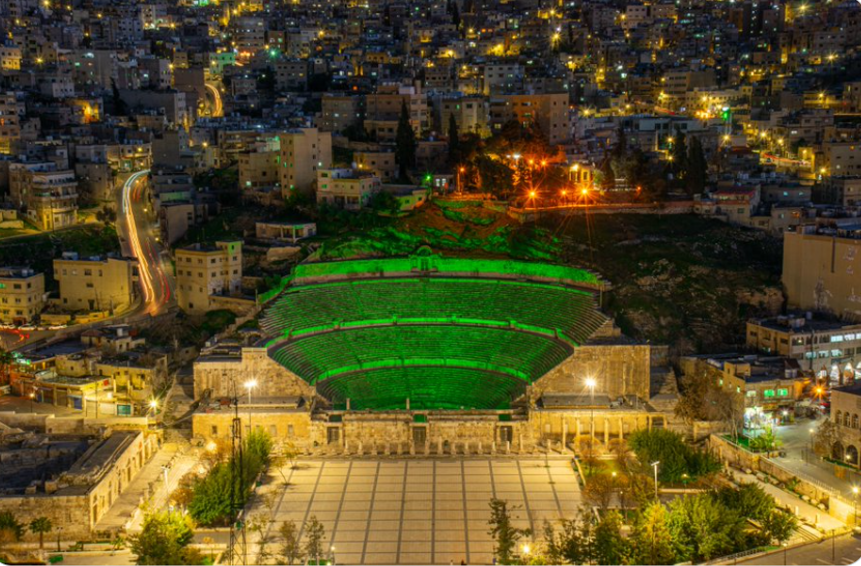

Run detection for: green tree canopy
[[630, 502, 676, 566], [129, 511, 202, 565]]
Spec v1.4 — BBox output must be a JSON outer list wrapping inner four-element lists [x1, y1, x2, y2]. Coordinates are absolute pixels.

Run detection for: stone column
[[562, 421, 567, 452], [604, 418, 610, 445], [618, 417, 624, 440], [576, 418, 582, 439], [346, 398, 351, 411]]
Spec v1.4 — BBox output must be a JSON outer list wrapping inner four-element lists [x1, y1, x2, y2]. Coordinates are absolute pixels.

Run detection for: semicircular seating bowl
[[261, 278, 607, 345], [268, 325, 572, 411], [315, 366, 526, 411]]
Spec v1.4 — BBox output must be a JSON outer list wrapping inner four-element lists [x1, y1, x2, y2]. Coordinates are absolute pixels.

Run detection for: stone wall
[[192, 410, 313, 448], [193, 347, 315, 399], [0, 431, 158, 538], [533, 344, 652, 400]]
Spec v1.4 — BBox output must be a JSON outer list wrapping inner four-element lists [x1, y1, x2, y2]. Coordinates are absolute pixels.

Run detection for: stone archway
[[833, 442, 845, 462]]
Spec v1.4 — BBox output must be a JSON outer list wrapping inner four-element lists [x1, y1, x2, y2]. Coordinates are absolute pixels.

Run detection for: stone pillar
[[478, 440, 482, 455], [358, 441, 363, 455], [409, 442, 415, 456], [424, 442, 429, 456], [437, 438, 443, 455], [505, 440, 511, 454], [562, 421, 567, 452], [346, 398, 351, 411], [576, 418, 582, 439], [406, 398, 410, 411], [618, 417, 624, 440], [518, 433, 523, 454], [491, 441, 496, 455], [604, 419, 610, 445]]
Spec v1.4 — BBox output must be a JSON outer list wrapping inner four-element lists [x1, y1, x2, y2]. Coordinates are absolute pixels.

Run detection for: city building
[[175, 241, 243, 314], [278, 127, 332, 198], [53, 254, 137, 314], [0, 267, 44, 324]]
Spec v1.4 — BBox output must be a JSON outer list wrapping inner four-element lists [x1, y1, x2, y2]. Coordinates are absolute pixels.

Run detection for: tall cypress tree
[[687, 136, 708, 195], [671, 129, 687, 180], [447, 113, 460, 165], [395, 100, 416, 182]]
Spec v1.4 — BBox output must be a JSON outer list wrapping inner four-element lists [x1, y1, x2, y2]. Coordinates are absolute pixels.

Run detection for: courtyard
[[257, 457, 582, 565]]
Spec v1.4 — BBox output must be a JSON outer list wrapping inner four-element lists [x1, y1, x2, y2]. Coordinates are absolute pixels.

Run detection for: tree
[[188, 463, 234, 526], [278, 520, 304, 565], [612, 125, 627, 161], [303, 516, 326, 565], [598, 155, 615, 190], [29, 517, 52, 551], [0, 511, 23, 554], [761, 509, 797, 545], [630, 503, 676, 566], [129, 511, 203, 565], [96, 206, 117, 225], [488, 498, 531, 565], [448, 113, 461, 165], [593, 511, 628, 565], [715, 484, 774, 522], [749, 426, 782, 453], [667, 494, 745, 562], [628, 428, 720, 483], [583, 473, 615, 511], [813, 420, 840, 457], [686, 136, 708, 195], [670, 130, 688, 180], [395, 100, 416, 182]]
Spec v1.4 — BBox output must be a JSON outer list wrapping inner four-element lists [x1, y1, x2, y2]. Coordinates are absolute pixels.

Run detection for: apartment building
[[53, 253, 137, 313], [783, 226, 861, 321], [316, 168, 381, 210], [364, 83, 428, 141], [748, 315, 861, 385], [278, 127, 332, 198], [0, 92, 23, 154], [0, 267, 44, 324], [9, 164, 79, 231], [238, 149, 279, 191], [320, 94, 363, 133], [175, 241, 242, 314], [489, 93, 570, 145]]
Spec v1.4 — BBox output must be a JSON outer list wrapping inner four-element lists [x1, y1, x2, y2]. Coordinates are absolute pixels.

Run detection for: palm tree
[[29, 517, 52, 551]]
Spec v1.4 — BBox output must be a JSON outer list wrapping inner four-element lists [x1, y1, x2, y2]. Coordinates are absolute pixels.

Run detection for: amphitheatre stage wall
[[194, 347, 314, 399]]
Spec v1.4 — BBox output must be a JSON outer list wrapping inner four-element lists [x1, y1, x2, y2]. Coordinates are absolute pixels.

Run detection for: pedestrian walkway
[[96, 443, 198, 532], [735, 471, 845, 532]]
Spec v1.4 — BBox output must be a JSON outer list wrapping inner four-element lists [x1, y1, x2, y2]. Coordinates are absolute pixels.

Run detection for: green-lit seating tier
[[269, 325, 571, 384], [261, 278, 606, 345], [316, 366, 526, 411]]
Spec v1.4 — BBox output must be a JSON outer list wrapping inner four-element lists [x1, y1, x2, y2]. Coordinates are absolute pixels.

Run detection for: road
[[205, 83, 223, 117], [735, 533, 861, 565], [117, 170, 174, 315]]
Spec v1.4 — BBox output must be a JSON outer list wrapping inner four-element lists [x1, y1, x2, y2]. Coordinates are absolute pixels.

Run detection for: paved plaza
[[263, 458, 582, 565]]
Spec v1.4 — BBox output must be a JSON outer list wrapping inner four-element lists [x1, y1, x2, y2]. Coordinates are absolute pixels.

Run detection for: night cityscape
[[0, 0, 859, 563]]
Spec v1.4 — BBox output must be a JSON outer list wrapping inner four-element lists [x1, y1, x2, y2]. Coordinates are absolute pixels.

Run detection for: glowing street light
[[245, 379, 258, 405]]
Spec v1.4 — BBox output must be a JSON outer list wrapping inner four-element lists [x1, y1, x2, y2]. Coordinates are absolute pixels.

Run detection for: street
[[735, 533, 861, 565], [117, 170, 174, 315]]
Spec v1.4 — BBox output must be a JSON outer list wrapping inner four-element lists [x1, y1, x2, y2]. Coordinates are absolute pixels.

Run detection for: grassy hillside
[[315, 202, 783, 355]]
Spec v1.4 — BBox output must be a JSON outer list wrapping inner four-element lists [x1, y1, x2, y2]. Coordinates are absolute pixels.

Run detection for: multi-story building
[[783, 225, 861, 321], [830, 383, 861, 467], [488, 93, 570, 145], [0, 267, 44, 324], [320, 95, 362, 133], [820, 142, 861, 178], [238, 149, 279, 191], [278, 127, 332, 198], [175, 241, 243, 315], [53, 253, 137, 314], [9, 164, 79, 231], [680, 353, 811, 426], [438, 95, 490, 137], [316, 168, 381, 210], [364, 83, 427, 140], [748, 315, 861, 385], [0, 92, 23, 153]]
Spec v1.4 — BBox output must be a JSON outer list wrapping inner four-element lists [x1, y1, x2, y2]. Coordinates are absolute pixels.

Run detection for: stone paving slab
[[260, 458, 582, 565]]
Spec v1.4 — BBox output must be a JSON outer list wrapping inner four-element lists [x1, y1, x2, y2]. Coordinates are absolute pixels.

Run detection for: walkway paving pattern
[[266, 458, 582, 565]]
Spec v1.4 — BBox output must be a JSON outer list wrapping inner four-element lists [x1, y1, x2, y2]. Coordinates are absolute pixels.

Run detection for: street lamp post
[[162, 465, 171, 512], [651, 461, 660, 500], [56, 526, 62, 552], [245, 379, 257, 430], [585, 377, 596, 440], [330, 545, 336, 566]]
